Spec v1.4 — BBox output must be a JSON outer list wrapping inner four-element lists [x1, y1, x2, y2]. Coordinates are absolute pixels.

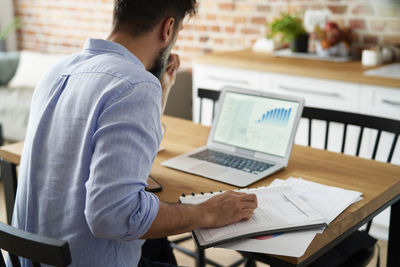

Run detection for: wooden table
[[0, 142, 21, 225], [1, 115, 400, 266]]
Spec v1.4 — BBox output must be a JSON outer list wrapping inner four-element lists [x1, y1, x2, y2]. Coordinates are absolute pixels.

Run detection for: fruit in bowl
[[315, 21, 350, 57]]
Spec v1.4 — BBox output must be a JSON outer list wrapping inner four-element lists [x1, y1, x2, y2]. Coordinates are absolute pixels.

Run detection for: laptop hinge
[[234, 147, 255, 157]]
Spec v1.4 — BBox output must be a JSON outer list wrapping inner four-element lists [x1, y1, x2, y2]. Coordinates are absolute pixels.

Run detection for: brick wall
[[14, 0, 400, 69]]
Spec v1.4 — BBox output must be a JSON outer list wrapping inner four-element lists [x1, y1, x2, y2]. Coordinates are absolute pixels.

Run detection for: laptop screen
[[212, 91, 300, 157]]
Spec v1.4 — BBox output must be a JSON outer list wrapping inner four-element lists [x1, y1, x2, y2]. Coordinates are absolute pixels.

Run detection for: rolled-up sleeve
[[84, 80, 162, 240]]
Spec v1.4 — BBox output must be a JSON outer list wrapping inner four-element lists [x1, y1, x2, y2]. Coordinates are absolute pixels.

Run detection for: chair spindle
[[308, 118, 312, 147], [356, 127, 364, 156], [372, 130, 382, 160], [341, 124, 348, 153], [10, 254, 21, 267], [324, 121, 330, 150], [388, 134, 399, 163]]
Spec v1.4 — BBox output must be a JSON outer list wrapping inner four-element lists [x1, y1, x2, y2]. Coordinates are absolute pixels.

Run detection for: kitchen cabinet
[[192, 51, 400, 241]]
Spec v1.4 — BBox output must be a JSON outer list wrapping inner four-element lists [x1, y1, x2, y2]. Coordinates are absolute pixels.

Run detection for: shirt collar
[[83, 38, 144, 68]]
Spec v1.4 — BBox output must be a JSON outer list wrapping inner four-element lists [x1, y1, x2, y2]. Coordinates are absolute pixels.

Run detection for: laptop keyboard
[[189, 149, 273, 174]]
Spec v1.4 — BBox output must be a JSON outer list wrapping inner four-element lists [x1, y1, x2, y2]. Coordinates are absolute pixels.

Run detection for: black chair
[[0, 222, 71, 267], [301, 106, 399, 164], [197, 88, 220, 124], [196, 87, 399, 165]]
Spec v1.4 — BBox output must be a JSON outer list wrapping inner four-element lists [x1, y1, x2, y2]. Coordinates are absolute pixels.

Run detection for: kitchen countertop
[[194, 50, 400, 89]]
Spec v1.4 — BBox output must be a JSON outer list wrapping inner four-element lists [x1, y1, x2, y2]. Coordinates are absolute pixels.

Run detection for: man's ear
[[161, 17, 175, 44]]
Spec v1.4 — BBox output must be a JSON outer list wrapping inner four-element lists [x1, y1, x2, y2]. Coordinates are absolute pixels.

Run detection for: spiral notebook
[[180, 186, 327, 249]]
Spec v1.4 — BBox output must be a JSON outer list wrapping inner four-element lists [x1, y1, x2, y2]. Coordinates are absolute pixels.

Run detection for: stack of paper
[[217, 177, 362, 257], [180, 186, 327, 249]]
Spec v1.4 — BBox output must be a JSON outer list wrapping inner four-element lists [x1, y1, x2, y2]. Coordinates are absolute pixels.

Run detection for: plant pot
[[291, 33, 309, 53]]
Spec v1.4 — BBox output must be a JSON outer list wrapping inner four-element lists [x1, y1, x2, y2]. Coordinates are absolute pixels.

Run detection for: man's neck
[[107, 31, 157, 70]]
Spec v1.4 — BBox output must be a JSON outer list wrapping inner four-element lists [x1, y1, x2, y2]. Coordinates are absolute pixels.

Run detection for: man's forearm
[[141, 201, 203, 239], [141, 191, 258, 239]]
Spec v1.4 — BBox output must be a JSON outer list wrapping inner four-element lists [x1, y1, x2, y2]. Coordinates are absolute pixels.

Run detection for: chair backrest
[[302, 107, 400, 163], [196, 88, 400, 163], [0, 222, 71, 267], [197, 88, 220, 124]]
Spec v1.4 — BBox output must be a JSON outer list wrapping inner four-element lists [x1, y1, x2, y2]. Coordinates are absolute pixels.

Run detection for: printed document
[[180, 186, 327, 248], [218, 177, 363, 257]]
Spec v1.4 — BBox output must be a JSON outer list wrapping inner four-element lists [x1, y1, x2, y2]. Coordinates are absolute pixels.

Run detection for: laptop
[[162, 87, 304, 187]]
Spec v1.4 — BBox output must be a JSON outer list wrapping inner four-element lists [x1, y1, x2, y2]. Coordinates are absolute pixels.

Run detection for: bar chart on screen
[[212, 92, 301, 157], [256, 107, 292, 126]]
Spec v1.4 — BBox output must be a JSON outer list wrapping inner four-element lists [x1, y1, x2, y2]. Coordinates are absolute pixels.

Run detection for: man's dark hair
[[113, 0, 197, 36]]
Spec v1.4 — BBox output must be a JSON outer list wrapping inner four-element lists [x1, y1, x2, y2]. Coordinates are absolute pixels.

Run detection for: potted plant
[[0, 17, 22, 51], [267, 13, 309, 53]]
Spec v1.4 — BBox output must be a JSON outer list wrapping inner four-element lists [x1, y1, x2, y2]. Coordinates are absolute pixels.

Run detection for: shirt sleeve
[[84, 80, 162, 240]]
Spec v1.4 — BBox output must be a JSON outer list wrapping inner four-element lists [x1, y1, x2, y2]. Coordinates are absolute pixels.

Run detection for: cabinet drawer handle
[[278, 85, 341, 98], [207, 75, 250, 86], [382, 99, 400, 107]]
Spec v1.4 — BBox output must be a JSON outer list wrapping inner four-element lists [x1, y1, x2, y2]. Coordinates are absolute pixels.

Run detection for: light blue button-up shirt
[[11, 39, 162, 267]]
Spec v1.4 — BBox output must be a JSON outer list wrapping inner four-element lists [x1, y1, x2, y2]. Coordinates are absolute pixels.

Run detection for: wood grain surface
[[2, 115, 400, 265]]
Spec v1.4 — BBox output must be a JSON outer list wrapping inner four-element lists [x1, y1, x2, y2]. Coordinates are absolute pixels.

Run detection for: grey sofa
[[0, 51, 64, 142]]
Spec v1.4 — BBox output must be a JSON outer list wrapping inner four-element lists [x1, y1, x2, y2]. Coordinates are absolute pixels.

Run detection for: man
[[11, 0, 258, 266]]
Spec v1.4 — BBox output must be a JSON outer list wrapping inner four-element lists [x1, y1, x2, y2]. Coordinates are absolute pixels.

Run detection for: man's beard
[[149, 45, 171, 81]]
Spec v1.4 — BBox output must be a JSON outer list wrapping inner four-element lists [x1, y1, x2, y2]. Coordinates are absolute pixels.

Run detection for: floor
[[0, 180, 387, 266], [168, 233, 386, 267]]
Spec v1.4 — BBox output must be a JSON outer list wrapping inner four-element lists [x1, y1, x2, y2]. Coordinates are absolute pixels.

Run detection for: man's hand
[[160, 53, 180, 113], [141, 190, 257, 239], [198, 191, 258, 229]]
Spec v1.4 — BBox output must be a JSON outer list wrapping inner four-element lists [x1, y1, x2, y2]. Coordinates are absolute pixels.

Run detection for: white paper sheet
[[268, 178, 363, 224], [219, 227, 324, 257], [181, 186, 326, 247], [217, 177, 363, 257]]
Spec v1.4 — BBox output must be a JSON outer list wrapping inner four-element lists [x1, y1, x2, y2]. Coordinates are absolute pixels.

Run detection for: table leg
[[387, 199, 400, 267], [196, 248, 205, 267], [0, 160, 17, 225]]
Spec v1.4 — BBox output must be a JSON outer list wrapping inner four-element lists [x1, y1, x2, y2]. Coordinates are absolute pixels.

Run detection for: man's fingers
[[240, 208, 256, 221], [228, 192, 257, 212], [217, 191, 257, 207], [239, 193, 257, 202], [168, 54, 177, 67], [200, 190, 259, 228], [168, 54, 178, 67], [171, 54, 180, 74], [167, 54, 179, 75], [166, 58, 175, 74], [176, 54, 180, 69], [240, 200, 257, 211]]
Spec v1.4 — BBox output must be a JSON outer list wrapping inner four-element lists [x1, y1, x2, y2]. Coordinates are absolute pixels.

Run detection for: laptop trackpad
[[190, 163, 228, 177]]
